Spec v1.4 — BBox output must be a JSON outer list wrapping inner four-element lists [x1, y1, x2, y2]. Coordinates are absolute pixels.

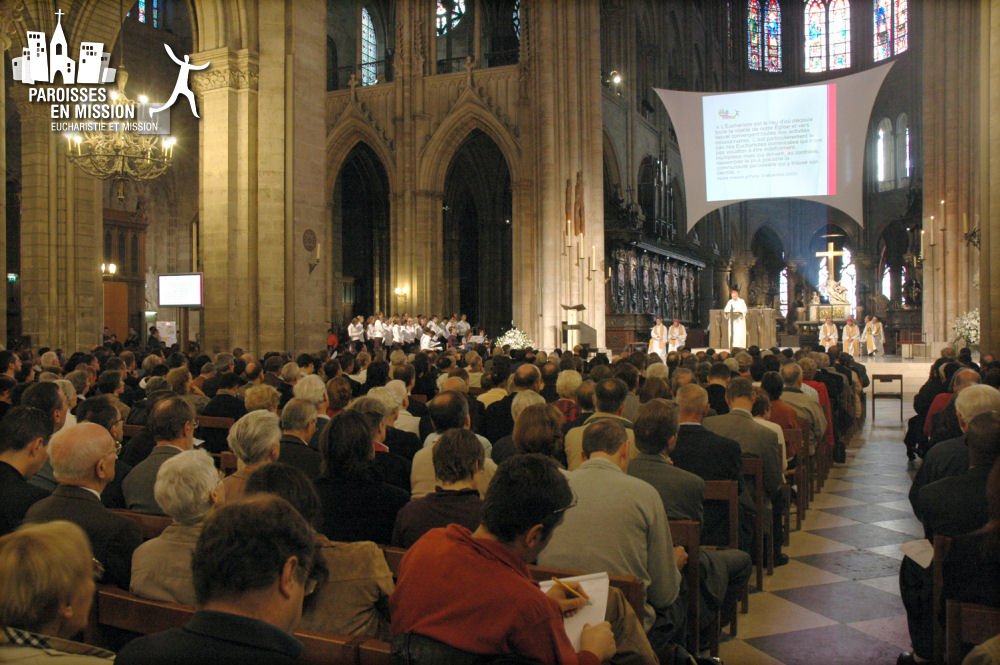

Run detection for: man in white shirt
[[347, 316, 365, 351], [723, 289, 748, 350]]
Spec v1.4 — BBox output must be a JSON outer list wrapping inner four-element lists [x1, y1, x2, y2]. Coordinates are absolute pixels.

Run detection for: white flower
[[495, 327, 535, 350], [951, 309, 980, 346]]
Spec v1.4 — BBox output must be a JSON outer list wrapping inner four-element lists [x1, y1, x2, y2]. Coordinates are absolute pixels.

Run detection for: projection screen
[[655, 62, 894, 233]]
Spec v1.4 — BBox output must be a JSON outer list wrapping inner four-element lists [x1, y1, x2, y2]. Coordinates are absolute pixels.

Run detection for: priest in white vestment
[[865, 315, 885, 356], [820, 318, 839, 350], [723, 289, 748, 350], [648, 317, 668, 362], [668, 319, 687, 353], [843, 318, 860, 356]]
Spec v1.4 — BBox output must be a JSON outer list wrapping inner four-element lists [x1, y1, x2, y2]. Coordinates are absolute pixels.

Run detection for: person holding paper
[[723, 289, 748, 350], [842, 318, 860, 356], [389, 454, 617, 665]]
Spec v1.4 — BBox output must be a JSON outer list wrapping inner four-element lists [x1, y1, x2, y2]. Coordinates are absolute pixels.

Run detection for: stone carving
[[607, 246, 700, 320]]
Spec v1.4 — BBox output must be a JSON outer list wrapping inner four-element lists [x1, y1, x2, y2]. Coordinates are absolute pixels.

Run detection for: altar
[[708, 308, 778, 350], [808, 304, 851, 321]]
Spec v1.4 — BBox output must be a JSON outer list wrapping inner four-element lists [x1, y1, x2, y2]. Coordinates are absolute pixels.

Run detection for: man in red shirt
[[390, 454, 616, 664]]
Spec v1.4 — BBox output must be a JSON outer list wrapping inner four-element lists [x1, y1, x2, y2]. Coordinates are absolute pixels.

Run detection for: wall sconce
[[100, 263, 118, 277], [308, 242, 322, 274], [394, 286, 409, 298]]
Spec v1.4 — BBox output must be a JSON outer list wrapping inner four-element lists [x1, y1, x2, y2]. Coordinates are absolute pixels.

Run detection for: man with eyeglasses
[[24, 423, 141, 589], [390, 454, 617, 664], [123, 396, 197, 514], [118, 495, 322, 665]]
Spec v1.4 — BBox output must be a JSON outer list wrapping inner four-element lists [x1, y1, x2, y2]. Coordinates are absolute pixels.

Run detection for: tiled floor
[[717, 383, 920, 665]]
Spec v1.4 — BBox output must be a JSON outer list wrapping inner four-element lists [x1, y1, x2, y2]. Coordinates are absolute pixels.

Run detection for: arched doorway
[[335, 143, 390, 318], [441, 130, 512, 335]]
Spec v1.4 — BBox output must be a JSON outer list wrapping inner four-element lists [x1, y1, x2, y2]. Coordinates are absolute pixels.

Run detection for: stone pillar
[[193, 49, 260, 354], [715, 259, 733, 307], [13, 90, 102, 350], [0, 4, 16, 348], [922, 0, 980, 351], [979, 0, 1000, 354], [731, 252, 756, 299], [852, 252, 876, 316]]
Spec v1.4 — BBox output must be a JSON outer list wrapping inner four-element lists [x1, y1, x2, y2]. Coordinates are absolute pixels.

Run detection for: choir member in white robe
[[648, 317, 668, 362], [348, 317, 366, 351], [723, 289, 748, 350], [820, 318, 839, 351], [668, 319, 687, 353]]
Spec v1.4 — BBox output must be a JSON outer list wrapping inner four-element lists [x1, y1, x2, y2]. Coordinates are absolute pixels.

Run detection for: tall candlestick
[[929, 216, 935, 246], [920, 229, 925, 258], [940, 199, 945, 230], [566, 219, 572, 247], [591, 245, 596, 266], [963, 213, 968, 234]]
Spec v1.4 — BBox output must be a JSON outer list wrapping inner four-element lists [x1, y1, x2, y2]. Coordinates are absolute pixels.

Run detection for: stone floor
[[717, 376, 920, 665]]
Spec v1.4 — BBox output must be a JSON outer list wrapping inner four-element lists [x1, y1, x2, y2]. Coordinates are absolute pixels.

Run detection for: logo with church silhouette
[[12, 10, 116, 85]]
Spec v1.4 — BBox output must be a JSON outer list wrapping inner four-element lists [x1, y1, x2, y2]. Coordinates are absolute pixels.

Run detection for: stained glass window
[[437, 0, 466, 36], [804, 0, 826, 73], [876, 117, 894, 190], [764, 0, 782, 72], [513, 0, 521, 39], [882, 264, 891, 299], [829, 0, 850, 70], [152, 0, 159, 28], [874, 0, 907, 61], [896, 113, 910, 184], [748, 0, 762, 70], [361, 7, 377, 86], [136, 0, 146, 24], [893, 0, 908, 54]]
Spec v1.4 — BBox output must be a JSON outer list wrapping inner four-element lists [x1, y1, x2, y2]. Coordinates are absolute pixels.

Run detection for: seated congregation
[[3, 338, 990, 663]]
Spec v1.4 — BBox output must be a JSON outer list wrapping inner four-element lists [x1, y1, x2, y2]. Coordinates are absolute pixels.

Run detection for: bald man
[[481, 363, 542, 443], [24, 423, 141, 588]]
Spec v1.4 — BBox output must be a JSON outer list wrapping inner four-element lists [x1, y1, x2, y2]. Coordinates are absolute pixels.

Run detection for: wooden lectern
[[561, 304, 589, 350]]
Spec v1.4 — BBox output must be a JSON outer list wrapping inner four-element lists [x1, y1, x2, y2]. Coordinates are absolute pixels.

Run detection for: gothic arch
[[418, 100, 520, 193], [326, 116, 396, 194], [602, 131, 623, 200]]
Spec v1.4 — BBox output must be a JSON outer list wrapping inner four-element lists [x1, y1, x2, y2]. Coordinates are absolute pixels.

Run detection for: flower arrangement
[[494, 327, 535, 350], [952, 308, 980, 347]]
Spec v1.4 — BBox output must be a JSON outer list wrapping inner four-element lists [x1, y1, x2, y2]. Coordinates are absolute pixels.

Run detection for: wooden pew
[[782, 428, 807, 534], [87, 585, 385, 665], [945, 600, 1000, 665], [379, 545, 648, 625], [702, 480, 748, 618], [122, 424, 145, 443], [110, 509, 172, 540], [741, 455, 772, 591], [669, 519, 712, 656]]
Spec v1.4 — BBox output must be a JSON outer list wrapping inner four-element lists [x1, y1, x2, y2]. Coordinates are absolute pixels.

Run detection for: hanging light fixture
[[64, 0, 175, 201]]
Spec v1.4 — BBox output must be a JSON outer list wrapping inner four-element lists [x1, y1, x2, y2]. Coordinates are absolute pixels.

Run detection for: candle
[[963, 213, 968, 234], [940, 199, 945, 230], [920, 229, 925, 258], [566, 219, 572, 247], [316, 242, 321, 261], [591, 245, 596, 266], [929, 216, 935, 246]]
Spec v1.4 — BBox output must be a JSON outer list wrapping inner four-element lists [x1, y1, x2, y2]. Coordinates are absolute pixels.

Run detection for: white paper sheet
[[538, 572, 610, 651], [901, 538, 934, 569]]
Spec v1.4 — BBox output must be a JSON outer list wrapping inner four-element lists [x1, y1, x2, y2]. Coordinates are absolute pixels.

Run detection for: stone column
[[852, 252, 876, 316], [0, 3, 17, 348], [979, 0, 1000, 354], [731, 252, 756, 299], [13, 89, 102, 350], [715, 258, 733, 307], [192, 49, 260, 354]]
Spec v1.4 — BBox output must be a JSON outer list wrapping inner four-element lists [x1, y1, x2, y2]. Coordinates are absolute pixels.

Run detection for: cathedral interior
[[1, 0, 997, 356]]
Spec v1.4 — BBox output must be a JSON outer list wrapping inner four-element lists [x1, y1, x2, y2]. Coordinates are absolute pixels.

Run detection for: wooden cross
[[815, 241, 846, 276]]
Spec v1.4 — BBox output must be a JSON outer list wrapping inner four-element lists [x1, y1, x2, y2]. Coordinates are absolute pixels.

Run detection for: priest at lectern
[[723, 289, 747, 350]]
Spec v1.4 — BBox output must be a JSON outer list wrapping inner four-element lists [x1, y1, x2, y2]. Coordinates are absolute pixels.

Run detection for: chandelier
[[64, 67, 176, 202]]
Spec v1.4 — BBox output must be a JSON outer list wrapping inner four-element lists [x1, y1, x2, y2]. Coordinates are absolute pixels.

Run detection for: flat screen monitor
[[158, 273, 204, 308]]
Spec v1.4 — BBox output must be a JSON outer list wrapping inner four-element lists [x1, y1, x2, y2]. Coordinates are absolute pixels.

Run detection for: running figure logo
[[150, 44, 208, 119]]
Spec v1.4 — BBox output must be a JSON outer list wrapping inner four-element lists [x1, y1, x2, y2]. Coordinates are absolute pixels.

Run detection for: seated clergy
[[117, 495, 324, 665], [131, 449, 225, 606]]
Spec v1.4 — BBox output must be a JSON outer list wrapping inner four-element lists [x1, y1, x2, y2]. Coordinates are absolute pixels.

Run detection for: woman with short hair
[[0, 521, 113, 662]]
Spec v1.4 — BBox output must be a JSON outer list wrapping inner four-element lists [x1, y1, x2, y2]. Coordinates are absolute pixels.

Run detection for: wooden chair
[[670, 519, 715, 657], [379, 545, 406, 576], [741, 455, 772, 591], [110, 509, 173, 540], [196, 415, 236, 430], [933, 535, 952, 664], [870, 374, 904, 423], [409, 394, 428, 404], [356, 638, 393, 665], [945, 600, 1000, 665], [796, 417, 818, 503], [219, 450, 238, 475], [702, 480, 748, 619], [122, 424, 145, 443], [782, 427, 806, 535]]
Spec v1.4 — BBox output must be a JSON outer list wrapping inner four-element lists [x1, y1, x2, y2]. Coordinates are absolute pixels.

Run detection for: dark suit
[[25, 485, 141, 588], [374, 450, 411, 492], [671, 423, 748, 548], [917, 465, 991, 541], [279, 434, 322, 481], [116, 610, 302, 665], [0, 462, 49, 536], [706, 384, 730, 416], [407, 398, 429, 419], [385, 426, 421, 462], [123, 445, 183, 514], [481, 393, 516, 443], [200, 394, 246, 453], [309, 415, 331, 450], [908, 434, 968, 518]]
